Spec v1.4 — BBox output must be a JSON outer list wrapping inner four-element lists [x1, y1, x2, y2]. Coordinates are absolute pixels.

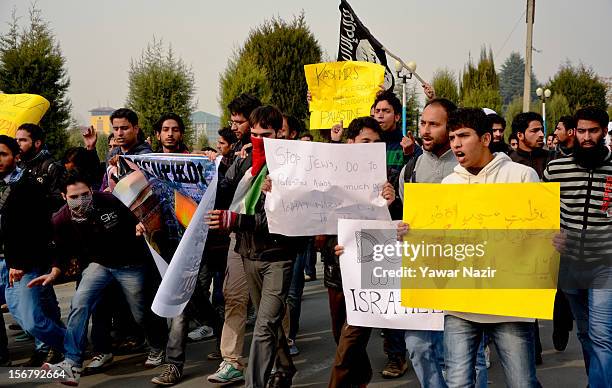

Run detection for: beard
[[573, 138, 609, 169]]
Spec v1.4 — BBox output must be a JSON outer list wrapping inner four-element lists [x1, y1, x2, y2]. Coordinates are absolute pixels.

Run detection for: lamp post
[[536, 87, 551, 136], [395, 60, 416, 137]]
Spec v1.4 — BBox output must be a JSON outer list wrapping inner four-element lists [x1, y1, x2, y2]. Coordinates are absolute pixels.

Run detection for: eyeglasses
[[228, 120, 247, 128]]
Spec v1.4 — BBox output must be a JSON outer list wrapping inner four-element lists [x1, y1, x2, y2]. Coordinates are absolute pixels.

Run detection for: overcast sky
[[1, 0, 610, 124]]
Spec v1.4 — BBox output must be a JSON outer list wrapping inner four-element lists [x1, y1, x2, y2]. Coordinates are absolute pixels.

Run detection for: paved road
[[1, 265, 587, 387]]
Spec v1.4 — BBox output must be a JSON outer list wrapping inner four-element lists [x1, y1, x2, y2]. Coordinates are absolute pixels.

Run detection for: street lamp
[[395, 60, 416, 137], [536, 87, 551, 136]]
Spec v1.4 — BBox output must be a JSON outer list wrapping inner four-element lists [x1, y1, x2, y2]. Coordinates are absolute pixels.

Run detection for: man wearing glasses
[[227, 94, 262, 158]]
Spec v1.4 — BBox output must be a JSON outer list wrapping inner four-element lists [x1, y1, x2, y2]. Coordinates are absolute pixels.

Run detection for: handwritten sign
[[338, 219, 444, 330], [305, 61, 384, 129], [264, 138, 390, 236], [0, 94, 50, 137], [401, 183, 560, 319]]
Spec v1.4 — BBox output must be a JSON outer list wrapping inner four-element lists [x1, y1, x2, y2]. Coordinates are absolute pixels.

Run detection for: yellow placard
[[401, 183, 560, 319], [0, 93, 50, 137], [305, 61, 384, 130]]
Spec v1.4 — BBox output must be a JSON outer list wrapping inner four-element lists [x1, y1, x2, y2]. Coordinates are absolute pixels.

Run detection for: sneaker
[[151, 363, 182, 386], [207, 361, 245, 384], [484, 345, 491, 369], [15, 331, 34, 342], [83, 353, 113, 374], [268, 371, 293, 388], [22, 351, 48, 367], [552, 329, 570, 351], [288, 339, 299, 356], [42, 360, 82, 386], [145, 349, 166, 368], [0, 304, 7, 313], [187, 325, 214, 342], [381, 355, 408, 379], [45, 349, 64, 364]]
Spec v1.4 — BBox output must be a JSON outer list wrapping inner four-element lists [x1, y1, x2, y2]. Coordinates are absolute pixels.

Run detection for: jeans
[[63, 262, 160, 367], [243, 258, 295, 388], [0, 259, 8, 359], [444, 315, 539, 388], [5, 269, 66, 352], [404, 330, 447, 387], [287, 242, 311, 340], [302, 237, 316, 278], [564, 288, 612, 388]]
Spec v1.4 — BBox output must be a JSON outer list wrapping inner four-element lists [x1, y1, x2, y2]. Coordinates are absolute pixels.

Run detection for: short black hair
[[373, 90, 402, 115], [509, 132, 518, 142], [283, 114, 305, 138], [0, 135, 20, 156], [154, 113, 185, 133], [300, 132, 314, 141], [424, 98, 458, 119], [347, 116, 382, 140], [487, 113, 506, 130], [228, 94, 262, 119], [17, 123, 44, 142], [63, 147, 100, 171], [249, 105, 283, 132], [218, 127, 238, 144], [110, 108, 139, 126], [511, 112, 543, 134], [574, 106, 609, 130], [448, 108, 492, 137], [61, 169, 91, 194], [557, 115, 576, 130]]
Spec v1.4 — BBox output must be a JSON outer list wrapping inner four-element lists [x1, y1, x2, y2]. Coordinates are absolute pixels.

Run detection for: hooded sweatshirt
[[442, 152, 540, 323]]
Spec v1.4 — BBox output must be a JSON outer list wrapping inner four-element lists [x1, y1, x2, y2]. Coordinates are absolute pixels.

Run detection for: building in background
[[89, 106, 115, 135], [191, 111, 221, 146]]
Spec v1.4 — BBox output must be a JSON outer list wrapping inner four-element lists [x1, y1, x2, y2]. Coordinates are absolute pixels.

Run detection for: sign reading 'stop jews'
[[264, 138, 390, 236], [305, 61, 384, 130]]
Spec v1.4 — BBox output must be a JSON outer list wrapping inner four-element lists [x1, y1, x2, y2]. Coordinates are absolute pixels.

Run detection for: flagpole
[[382, 46, 426, 85]]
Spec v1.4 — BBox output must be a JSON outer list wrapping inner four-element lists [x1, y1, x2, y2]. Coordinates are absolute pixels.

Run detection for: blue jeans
[[287, 241, 311, 340], [444, 315, 539, 388], [405, 330, 447, 387], [5, 269, 66, 352], [475, 336, 488, 388], [63, 262, 158, 367], [564, 288, 612, 388]]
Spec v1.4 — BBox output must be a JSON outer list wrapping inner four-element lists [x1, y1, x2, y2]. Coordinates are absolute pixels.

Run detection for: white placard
[[264, 138, 391, 235], [338, 219, 444, 330]]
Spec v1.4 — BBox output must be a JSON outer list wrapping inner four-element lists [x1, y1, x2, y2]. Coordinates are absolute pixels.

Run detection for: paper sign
[[264, 138, 390, 235], [305, 61, 384, 129], [401, 183, 560, 319], [0, 94, 50, 137], [338, 219, 444, 330]]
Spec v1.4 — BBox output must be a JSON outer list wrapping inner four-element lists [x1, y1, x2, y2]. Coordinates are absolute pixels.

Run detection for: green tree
[[219, 13, 322, 122], [547, 62, 608, 111], [459, 47, 502, 113], [531, 93, 571, 135], [126, 38, 196, 149], [219, 53, 272, 123], [431, 68, 459, 104], [498, 52, 539, 107], [504, 96, 523, 138], [0, 5, 71, 158]]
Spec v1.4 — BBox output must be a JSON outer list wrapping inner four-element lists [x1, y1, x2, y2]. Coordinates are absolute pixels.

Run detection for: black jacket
[[19, 149, 65, 212], [1, 175, 53, 272], [509, 147, 552, 179]]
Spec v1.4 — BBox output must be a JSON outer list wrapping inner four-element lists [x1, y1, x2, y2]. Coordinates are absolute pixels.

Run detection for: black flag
[[337, 0, 395, 90]]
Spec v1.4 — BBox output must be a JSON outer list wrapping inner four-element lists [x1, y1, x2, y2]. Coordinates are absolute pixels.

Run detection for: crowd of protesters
[[0, 83, 610, 388]]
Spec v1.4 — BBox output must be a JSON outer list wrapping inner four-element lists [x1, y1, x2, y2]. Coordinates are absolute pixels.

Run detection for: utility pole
[[522, 0, 535, 112]]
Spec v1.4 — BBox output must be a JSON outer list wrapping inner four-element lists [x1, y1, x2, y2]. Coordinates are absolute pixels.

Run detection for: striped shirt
[[543, 151, 612, 262]]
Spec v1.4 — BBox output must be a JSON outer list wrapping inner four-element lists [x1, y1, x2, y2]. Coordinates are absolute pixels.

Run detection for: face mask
[[251, 135, 266, 176], [67, 192, 93, 222]]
